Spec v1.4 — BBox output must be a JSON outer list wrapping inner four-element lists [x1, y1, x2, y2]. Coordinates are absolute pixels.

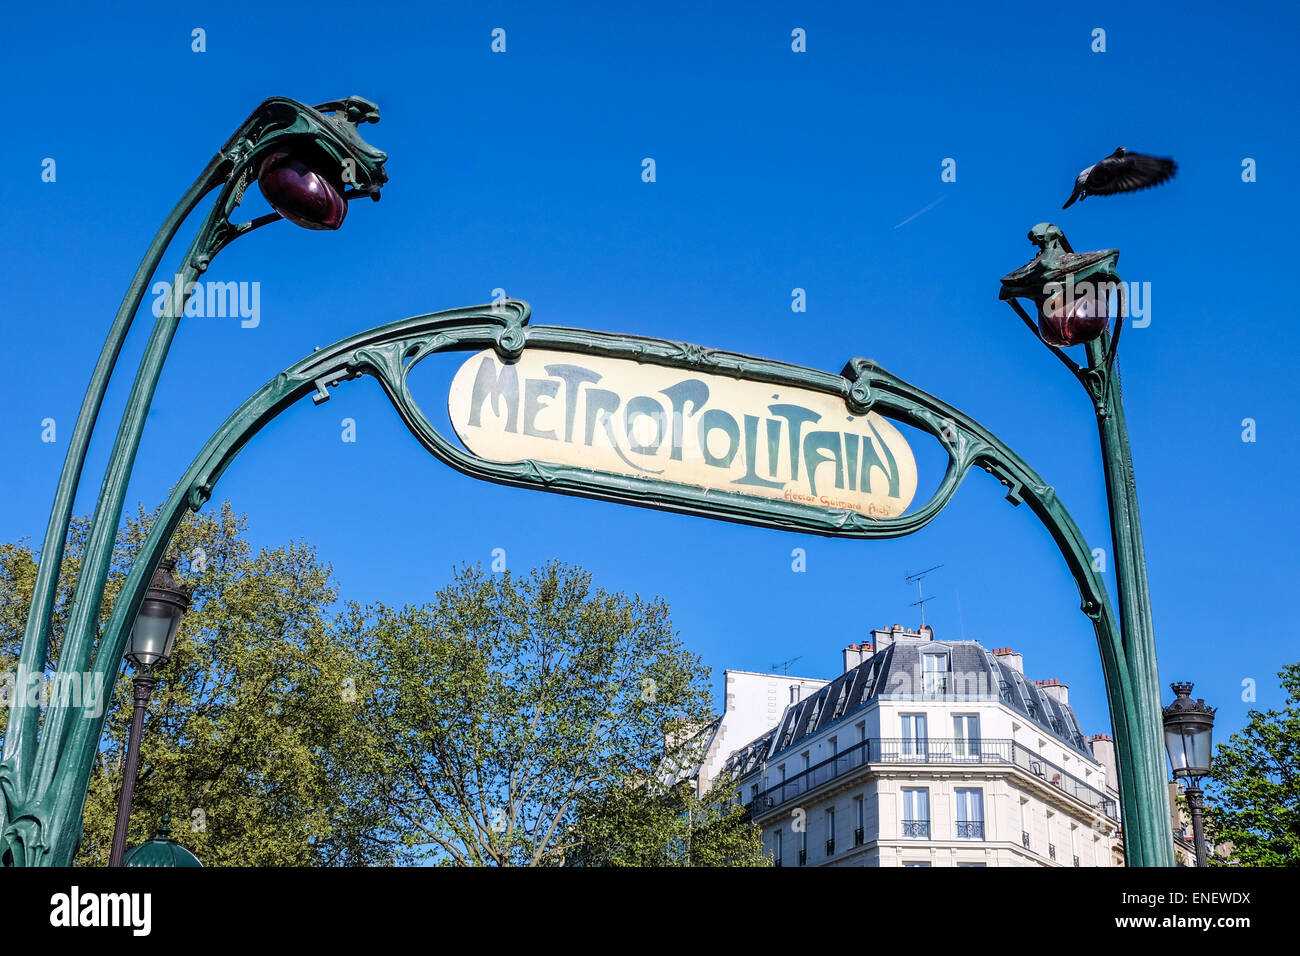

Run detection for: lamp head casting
[[246, 96, 389, 230], [1000, 223, 1121, 349]]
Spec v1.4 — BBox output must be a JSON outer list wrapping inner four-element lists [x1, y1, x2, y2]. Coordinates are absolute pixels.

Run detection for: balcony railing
[[854, 826, 865, 846], [798, 849, 807, 866], [755, 737, 1116, 821], [1049, 843, 1057, 861], [1021, 830, 1031, 849], [1073, 855, 1080, 867], [901, 820, 931, 838], [826, 838, 835, 856], [955, 821, 985, 839]]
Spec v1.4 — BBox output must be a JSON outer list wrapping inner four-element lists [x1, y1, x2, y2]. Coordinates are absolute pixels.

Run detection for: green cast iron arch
[[33, 299, 1151, 865]]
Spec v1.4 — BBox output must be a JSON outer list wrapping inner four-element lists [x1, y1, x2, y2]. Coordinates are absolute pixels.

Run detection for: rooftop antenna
[[905, 564, 944, 629], [770, 655, 803, 675]]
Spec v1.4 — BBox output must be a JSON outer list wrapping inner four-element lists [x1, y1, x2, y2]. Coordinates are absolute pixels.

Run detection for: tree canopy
[[1205, 662, 1300, 866], [0, 504, 763, 866]]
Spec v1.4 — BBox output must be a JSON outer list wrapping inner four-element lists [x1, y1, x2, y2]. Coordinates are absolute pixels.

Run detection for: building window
[[902, 788, 930, 838], [826, 807, 836, 856], [953, 714, 981, 759], [922, 652, 948, 695], [955, 788, 985, 839], [856, 721, 867, 745], [750, 784, 758, 804], [806, 696, 823, 732], [900, 713, 928, 759], [854, 795, 865, 846], [829, 735, 838, 757], [832, 682, 850, 719]]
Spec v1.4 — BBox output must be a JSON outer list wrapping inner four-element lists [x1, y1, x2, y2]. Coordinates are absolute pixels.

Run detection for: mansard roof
[[721, 638, 1094, 776]]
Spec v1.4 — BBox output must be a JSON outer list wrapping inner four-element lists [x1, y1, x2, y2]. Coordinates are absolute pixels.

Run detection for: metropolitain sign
[[448, 349, 918, 518]]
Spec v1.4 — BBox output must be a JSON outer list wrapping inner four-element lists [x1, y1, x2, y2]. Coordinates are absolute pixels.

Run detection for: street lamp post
[[1163, 681, 1216, 867], [108, 559, 190, 867], [0, 95, 387, 867], [1000, 223, 1175, 867]]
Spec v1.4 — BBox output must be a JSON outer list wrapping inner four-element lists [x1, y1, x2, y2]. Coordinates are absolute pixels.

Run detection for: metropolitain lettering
[[459, 352, 908, 509]]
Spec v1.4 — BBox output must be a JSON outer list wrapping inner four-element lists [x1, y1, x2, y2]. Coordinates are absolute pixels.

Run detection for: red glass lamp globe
[[256, 147, 347, 230], [1038, 285, 1109, 347]]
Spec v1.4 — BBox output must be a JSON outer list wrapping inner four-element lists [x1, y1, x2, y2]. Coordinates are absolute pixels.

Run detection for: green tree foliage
[[341, 561, 764, 866], [1, 503, 395, 866], [1205, 663, 1300, 866], [570, 774, 768, 867], [3, 514, 762, 866]]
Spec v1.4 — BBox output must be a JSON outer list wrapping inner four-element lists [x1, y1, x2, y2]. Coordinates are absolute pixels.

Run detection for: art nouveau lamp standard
[[1162, 682, 1216, 867], [108, 560, 190, 867]]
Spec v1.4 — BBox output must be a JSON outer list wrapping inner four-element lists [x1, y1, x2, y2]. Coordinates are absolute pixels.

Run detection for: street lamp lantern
[[108, 558, 190, 867], [257, 146, 348, 230], [126, 559, 189, 669], [999, 223, 1121, 350], [1163, 681, 1216, 867], [1163, 681, 1216, 780]]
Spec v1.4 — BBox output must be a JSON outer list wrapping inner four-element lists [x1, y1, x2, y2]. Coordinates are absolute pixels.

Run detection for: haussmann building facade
[[698, 625, 1121, 867]]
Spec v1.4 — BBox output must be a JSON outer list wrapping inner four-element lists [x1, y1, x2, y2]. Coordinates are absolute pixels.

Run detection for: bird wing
[[1062, 166, 1093, 208], [1087, 153, 1177, 195]]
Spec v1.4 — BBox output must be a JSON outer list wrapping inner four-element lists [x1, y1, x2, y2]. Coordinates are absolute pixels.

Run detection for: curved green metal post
[[1000, 226, 1174, 866], [0, 95, 387, 867]]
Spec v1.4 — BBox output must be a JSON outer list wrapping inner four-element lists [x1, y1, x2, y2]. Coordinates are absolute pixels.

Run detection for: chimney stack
[[872, 627, 895, 652], [992, 646, 1023, 675], [1089, 733, 1118, 791], [1039, 678, 1069, 706], [843, 642, 877, 673]]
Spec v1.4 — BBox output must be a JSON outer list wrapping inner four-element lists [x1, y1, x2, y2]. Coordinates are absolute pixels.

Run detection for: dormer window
[[831, 681, 851, 720], [922, 652, 949, 696]]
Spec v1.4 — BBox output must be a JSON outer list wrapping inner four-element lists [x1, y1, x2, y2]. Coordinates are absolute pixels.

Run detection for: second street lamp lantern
[[1000, 223, 1122, 352], [1163, 682, 1216, 781], [108, 559, 190, 867], [126, 559, 189, 669], [1163, 682, 1216, 867]]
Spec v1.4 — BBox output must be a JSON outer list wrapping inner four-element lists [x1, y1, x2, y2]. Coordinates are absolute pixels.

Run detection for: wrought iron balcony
[[854, 826, 865, 846], [798, 849, 807, 866], [826, 838, 835, 856], [955, 821, 985, 839], [753, 737, 1115, 822], [1021, 830, 1031, 849], [902, 819, 931, 839], [1049, 843, 1057, 861], [1073, 855, 1080, 867]]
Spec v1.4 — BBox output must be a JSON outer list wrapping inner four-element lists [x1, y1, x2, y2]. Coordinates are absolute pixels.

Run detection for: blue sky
[[3, 1, 1297, 753]]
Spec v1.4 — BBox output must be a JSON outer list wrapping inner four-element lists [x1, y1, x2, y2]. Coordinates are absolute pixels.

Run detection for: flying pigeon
[[1062, 147, 1177, 209]]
